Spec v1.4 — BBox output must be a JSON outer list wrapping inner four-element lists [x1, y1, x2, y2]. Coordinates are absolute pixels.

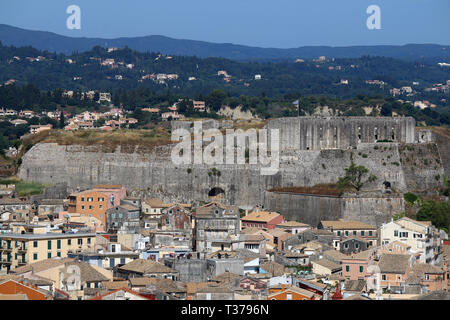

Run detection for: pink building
[[92, 184, 127, 209], [342, 250, 375, 281]]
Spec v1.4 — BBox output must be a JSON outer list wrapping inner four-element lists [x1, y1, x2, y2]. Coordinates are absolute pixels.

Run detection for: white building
[[379, 217, 441, 265]]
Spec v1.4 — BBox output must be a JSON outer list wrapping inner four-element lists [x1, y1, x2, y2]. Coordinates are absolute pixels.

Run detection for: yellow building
[[0, 232, 96, 272]]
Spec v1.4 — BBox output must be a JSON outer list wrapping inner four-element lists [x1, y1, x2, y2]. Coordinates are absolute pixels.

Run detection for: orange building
[[378, 254, 412, 289], [268, 284, 317, 300], [68, 190, 109, 230], [410, 263, 446, 292], [0, 279, 52, 300]]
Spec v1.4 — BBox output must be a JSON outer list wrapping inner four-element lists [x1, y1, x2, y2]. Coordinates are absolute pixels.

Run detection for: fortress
[[18, 116, 446, 227], [266, 117, 416, 151]]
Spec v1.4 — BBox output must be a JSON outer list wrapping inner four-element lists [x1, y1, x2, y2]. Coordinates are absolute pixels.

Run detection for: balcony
[[18, 260, 27, 265]]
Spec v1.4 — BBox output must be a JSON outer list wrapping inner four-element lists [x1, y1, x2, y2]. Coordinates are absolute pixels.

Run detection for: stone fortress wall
[[18, 117, 446, 226], [266, 116, 416, 151]]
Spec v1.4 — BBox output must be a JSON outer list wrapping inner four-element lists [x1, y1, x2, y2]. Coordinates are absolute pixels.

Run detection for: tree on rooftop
[[337, 161, 377, 192]]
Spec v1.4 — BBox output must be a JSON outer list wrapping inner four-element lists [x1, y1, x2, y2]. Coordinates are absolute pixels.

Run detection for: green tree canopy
[[416, 200, 450, 233], [337, 161, 377, 192]]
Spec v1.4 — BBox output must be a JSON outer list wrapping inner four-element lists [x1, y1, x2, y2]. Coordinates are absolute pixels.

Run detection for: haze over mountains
[[1, 24, 449, 61]]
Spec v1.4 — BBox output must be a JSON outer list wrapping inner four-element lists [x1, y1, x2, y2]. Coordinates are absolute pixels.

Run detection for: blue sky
[[0, 0, 449, 48]]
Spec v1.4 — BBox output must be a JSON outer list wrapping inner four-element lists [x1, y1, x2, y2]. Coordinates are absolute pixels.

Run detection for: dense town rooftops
[[268, 285, 316, 299], [411, 263, 444, 274], [323, 249, 348, 262], [118, 259, 176, 274], [395, 217, 432, 227], [320, 220, 377, 230], [378, 254, 411, 274], [242, 211, 281, 223], [313, 258, 342, 272], [90, 288, 150, 300], [276, 221, 310, 228], [11, 258, 74, 274], [102, 280, 129, 291]]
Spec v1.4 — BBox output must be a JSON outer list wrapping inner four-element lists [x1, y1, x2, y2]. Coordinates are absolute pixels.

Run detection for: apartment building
[[194, 202, 240, 253], [318, 220, 378, 247], [0, 232, 96, 272], [380, 217, 441, 264], [68, 190, 111, 230]]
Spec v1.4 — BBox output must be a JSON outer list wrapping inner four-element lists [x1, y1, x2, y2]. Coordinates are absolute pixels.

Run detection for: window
[[353, 231, 357, 236], [345, 265, 350, 272], [57, 251, 61, 257], [87, 197, 93, 202], [337, 231, 341, 236], [344, 243, 349, 249], [382, 274, 386, 280], [345, 231, 349, 236], [355, 243, 359, 249], [89, 205, 92, 210], [359, 266, 364, 273], [78, 238, 83, 245], [81, 205, 85, 210], [57, 240, 61, 249], [33, 253, 38, 260], [286, 293, 292, 300], [98, 197, 104, 202], [33, 241, 38, 248], [361, 231, 365, 236], [87, 238, 91, 244], [369, 231, 373, 236], [48, 252, 51, 259], [394, 230, 398, 237], [48, 240, 52, 250], [81, 197, 85, 202], [68, 239, 72, 245]]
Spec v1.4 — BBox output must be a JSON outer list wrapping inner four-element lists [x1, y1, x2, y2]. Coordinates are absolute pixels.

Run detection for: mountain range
[[1, 24, 450, 61]]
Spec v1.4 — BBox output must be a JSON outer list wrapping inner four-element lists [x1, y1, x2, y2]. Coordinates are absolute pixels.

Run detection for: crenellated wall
[[266, 116, 416, 151]]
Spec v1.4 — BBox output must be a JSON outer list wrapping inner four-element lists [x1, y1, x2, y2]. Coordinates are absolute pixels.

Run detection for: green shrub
[[404, 192, 418, 205]]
